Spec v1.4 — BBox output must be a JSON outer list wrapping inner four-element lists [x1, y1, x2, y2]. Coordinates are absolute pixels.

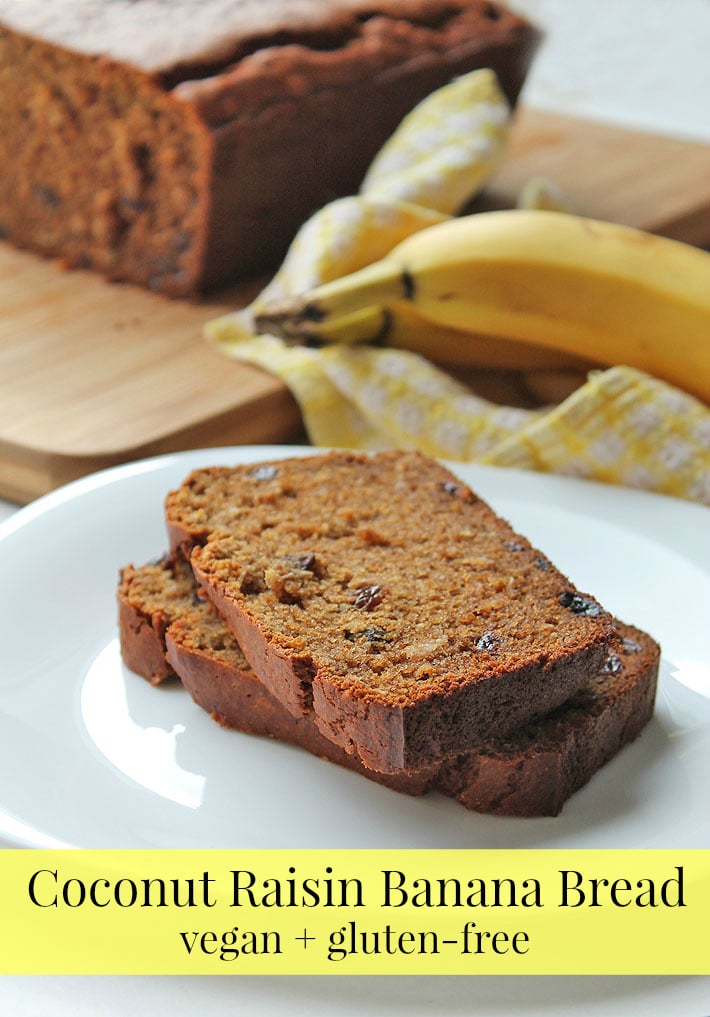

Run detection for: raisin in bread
[[118, 556, 659, 816], [165, 450, 615, 773]]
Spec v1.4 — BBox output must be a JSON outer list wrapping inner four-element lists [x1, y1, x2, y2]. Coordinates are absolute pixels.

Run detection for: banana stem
[[254, 257, 404, 342]]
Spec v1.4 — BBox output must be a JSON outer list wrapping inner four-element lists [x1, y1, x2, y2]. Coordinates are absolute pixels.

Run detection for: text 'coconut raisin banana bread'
[[118, 554, 659, 817], [163, 450, 619, 774]]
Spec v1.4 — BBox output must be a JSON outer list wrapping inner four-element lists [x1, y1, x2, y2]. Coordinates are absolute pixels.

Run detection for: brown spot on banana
[[402, 269, 416, 301]]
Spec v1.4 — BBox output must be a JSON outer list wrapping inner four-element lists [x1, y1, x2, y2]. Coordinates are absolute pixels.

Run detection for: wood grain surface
[[1, 108, 709, 503]]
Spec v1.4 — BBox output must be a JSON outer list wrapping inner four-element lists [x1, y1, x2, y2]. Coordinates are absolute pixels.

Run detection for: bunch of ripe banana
[[254, 209, 710, 404]]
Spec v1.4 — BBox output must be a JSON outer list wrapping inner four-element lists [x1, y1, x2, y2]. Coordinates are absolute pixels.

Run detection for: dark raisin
[[169, 270, 190, 291], [534, 556, 551, 571], [171, 231, 191, 253], [602, 652, 623, 674], [35, 185, 60, 208], [622, 637, 643, 654], [361, 626, 389, 642], [280, 552, 317, 573], [248, 465, 278, 481], [442, 481, 461, 495], [343, 626, 389, 644], [503, 540, 526, 552], [118, 195, 149, 214], [152, 255, 179, 274], [240, 572, 266, 596], [476, 631, 501, 653], [558, 590, 603, 616], [354, 584, 384, 611]]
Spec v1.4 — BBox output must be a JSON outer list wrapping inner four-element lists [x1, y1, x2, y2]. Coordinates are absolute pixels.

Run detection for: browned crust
[[191, 7, 542, 286], [117, 566, 175, 685], [0, 1, 539, 80], [438, 626, 660, 815]]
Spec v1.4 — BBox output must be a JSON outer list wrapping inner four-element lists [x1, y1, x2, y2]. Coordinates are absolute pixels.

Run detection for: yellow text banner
[[1, 849, 707, 975]]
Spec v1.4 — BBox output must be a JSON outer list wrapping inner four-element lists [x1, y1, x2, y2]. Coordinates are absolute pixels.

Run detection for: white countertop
[[1, 1, 709, 1014]]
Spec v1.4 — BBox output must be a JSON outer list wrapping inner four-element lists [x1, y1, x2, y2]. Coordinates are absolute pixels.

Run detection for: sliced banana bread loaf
[[166, 450, 615, 773], [0, 0, 540, 294], [118, 556, 659, 816]]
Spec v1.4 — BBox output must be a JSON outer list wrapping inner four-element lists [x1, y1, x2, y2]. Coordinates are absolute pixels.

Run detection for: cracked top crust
[[0, 0, 533, 76]]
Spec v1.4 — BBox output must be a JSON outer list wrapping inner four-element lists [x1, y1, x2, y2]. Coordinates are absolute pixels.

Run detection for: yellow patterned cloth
[[208, 69, 710, 506]]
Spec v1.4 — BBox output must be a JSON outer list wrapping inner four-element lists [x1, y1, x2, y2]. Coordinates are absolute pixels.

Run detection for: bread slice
[[119, 557, 435, 796], [0, 1, 540, 295], [166, 450, 615, 773], [118, 556, 659, 816]]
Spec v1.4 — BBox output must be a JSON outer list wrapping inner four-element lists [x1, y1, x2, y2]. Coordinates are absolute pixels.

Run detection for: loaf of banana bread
[[0, 0, 540, 295], [166, 450, 615, 773], [118, 555, 659, 816]]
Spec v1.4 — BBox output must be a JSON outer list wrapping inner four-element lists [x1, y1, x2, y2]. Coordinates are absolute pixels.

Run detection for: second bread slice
[[118, 556, 658, 816]]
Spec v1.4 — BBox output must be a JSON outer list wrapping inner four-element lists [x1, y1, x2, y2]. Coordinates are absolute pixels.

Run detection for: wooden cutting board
[[1, 107, 709, 504]]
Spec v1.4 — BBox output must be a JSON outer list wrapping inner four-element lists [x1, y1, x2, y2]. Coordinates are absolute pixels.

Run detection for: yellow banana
[[287, 301, 592, 371], [377, 302, 597, 372], [306, 300, 592, 370], [255, 209, 710, 404]]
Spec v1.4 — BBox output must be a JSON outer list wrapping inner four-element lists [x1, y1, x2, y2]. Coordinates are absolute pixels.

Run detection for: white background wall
[[519, 0, 709, 141]]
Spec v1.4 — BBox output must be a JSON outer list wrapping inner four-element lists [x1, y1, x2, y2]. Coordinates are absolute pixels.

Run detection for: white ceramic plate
[[1, 445, 708, 851], [3, 446, 709, 1015]]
